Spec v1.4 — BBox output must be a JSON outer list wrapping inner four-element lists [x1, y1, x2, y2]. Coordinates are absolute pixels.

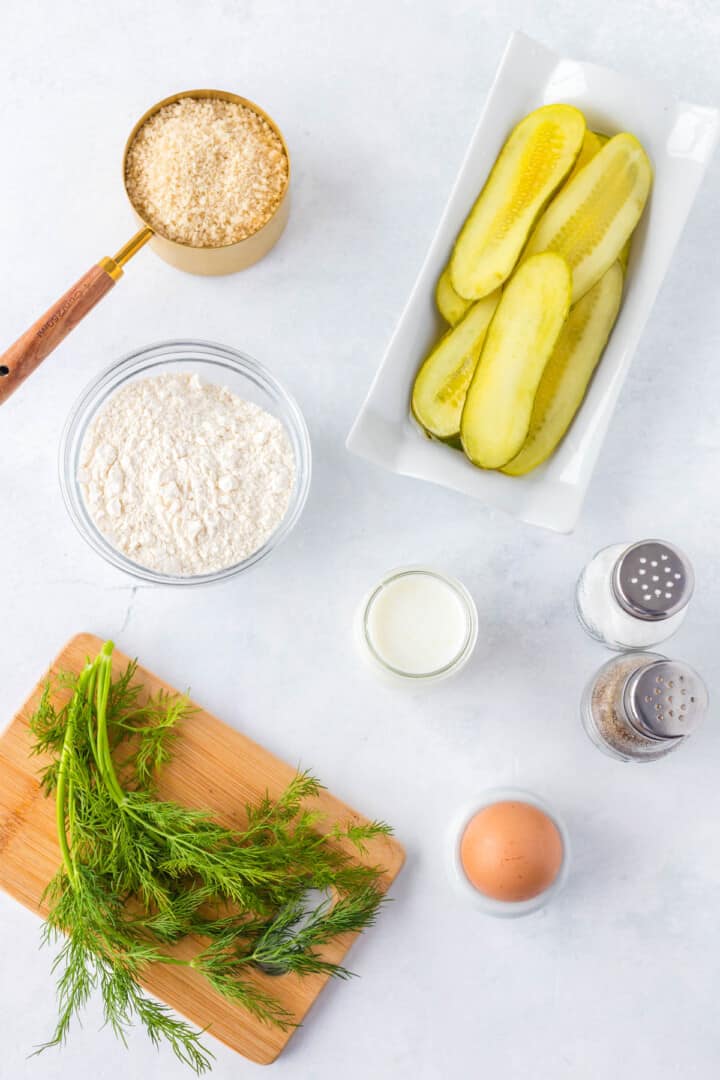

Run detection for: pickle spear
[[566, 132, 633, 273], [502, 261, 624, 476], [523, 132, 651, 303], [559, 130, 635, 270], [460, 253, 572, 469], [449, 104, 585, 301], [437, 126, 601, 327], [412, 290, 501, 441], [565, 129, 607, 185], [435, 267, 473, 326]]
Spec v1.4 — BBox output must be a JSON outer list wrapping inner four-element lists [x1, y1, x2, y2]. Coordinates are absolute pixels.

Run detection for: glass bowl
[[59, 340, 311, 586]]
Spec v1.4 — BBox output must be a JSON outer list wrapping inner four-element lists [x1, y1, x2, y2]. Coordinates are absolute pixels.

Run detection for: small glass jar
[[575, 539, 694, 650], [356, 566, 478, 683], [581, 652, 708, 763]]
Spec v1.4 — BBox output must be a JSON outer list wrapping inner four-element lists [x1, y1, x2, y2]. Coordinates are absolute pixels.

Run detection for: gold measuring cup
[[0, 89, 290, 406]]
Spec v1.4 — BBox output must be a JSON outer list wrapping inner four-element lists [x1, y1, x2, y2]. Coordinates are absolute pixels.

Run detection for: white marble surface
[[1, 2, 719, 1078]]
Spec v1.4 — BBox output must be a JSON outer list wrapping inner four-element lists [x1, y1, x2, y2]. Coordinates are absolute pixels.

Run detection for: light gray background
[[1, 2, 718, 1078]]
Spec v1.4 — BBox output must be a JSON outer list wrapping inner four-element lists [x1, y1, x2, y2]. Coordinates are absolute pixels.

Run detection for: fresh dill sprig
[[29, 641, 393, 1075], [234, 885, 385, 979]]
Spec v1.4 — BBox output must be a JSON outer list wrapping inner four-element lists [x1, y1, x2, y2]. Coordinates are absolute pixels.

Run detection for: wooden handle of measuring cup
[[0, 228, 152, 405], [0, 259, 121, 405]]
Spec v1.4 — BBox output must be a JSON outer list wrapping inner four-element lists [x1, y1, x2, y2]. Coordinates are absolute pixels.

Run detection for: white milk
[[361, 569, 476, 680]]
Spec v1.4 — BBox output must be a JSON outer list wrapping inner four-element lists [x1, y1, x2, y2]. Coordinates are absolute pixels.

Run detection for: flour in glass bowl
[[78, 373, 296, 576]]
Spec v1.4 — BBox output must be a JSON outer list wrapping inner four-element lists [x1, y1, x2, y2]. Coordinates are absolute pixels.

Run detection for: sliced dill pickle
[[502, 261, 624, 476], [412, 290, 501, 440], [560, 132, 635, 272], [565, 129, 607, 185], [568, 132, 633, 273], [449, 104, 585, 301], [460, 253, 571, 468], [523, 132, 651, 303], [435, 267, 473, 325]]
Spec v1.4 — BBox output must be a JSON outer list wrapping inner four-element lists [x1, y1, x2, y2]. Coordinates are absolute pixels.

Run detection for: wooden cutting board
[[0, 633, 405, 1065]]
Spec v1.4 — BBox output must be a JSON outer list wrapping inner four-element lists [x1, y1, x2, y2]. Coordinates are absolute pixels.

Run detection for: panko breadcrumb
[[125, 97, 288, 248]]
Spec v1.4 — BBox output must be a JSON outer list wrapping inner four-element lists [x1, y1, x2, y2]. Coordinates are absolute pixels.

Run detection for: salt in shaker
[[581, 651, 708, 763], [575, 540, 694, 650]]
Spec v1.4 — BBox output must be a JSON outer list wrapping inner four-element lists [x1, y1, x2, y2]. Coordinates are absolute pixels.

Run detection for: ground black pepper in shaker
[[581, 652, 708, 762]]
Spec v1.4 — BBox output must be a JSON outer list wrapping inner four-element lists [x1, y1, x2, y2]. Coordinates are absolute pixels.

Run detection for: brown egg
[[460, 800, 564, 902]]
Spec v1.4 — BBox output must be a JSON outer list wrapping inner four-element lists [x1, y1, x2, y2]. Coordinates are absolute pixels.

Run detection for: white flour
[[78, 372, 295, 576]]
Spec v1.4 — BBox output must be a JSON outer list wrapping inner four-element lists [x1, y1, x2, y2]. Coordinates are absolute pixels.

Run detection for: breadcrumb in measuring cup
[[125, 97, 289, 248]]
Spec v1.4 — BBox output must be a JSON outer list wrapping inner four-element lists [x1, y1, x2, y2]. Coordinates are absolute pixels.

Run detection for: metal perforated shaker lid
[[623, 659, 708, 741], [612, 540, 694, 621]]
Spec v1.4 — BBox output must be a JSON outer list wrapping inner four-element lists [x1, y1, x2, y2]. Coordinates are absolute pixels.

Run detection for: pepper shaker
[[581, 651, 708, 763], [575, 540, 694, 650]]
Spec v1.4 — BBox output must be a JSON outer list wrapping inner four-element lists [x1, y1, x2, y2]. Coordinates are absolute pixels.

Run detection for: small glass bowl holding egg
[[451, 789, 570, 916]]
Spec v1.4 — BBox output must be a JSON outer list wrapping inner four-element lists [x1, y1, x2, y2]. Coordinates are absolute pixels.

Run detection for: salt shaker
[[581, 652, 708, 763], [575, 540, 694, 650]]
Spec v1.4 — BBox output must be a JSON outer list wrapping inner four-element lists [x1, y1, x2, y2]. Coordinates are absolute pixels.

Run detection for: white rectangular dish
[[347, 31, 718, 533]]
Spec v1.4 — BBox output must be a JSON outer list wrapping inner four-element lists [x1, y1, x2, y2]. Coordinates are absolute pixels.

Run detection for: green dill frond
[[194, 955, 296, 1030], [28, 682, 70, 766], [106, 660, 143, 726], [333, 819, 394, 854], [112, 685, 194, 790], [30, 641, 393, 1073], [123, 985, 214, 1074], [248, 886, 386, 979]]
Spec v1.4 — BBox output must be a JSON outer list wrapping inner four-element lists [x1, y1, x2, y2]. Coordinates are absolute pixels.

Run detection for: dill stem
[[85, 663, 99, 766], [55, 739, 75, 888], [157, 954, 192, 968], [88, 645, 194, 854], [55, 661, 95, 889], [93, 642, 126, 807]]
